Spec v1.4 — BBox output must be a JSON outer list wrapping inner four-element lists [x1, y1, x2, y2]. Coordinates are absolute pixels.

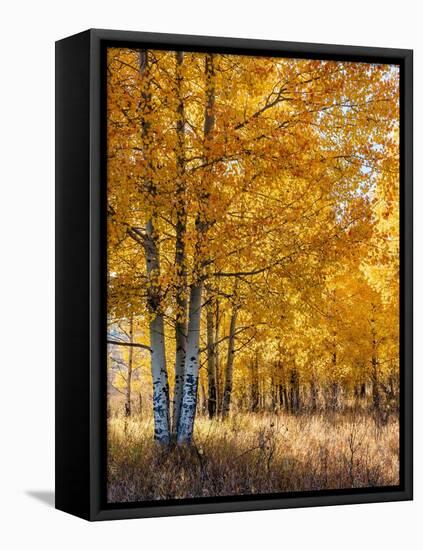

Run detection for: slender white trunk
[[139, 50, 170, 443], [172, 51, 187, 436], [173, 318, 186, 435], [150, 313, 170, 443], [177, 54, 215, 444], [145, 219, 170, 444], [177, 283, 203, 443]]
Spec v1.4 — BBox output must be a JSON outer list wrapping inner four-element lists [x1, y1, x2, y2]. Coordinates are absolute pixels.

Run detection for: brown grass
[[107, 411, 399, 503]]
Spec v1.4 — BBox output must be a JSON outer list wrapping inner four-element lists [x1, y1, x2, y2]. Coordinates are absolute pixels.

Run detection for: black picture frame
[[55, 28, 413, 521]]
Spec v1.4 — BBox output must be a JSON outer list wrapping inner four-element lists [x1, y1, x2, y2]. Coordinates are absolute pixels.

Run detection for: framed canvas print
[[55, 29, 413, 521]]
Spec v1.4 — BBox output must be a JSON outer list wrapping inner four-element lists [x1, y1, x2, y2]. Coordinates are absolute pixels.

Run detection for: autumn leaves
[[107, 48, 400, 444]]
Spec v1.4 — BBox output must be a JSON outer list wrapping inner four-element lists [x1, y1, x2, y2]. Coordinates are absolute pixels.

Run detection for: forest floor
[[107, 410, 399, 503]]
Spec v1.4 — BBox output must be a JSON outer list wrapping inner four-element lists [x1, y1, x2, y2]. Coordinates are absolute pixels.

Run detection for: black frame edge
[[55, 30, 92, 520], [401, 48, 413, 502], [89, 28, 411, 60], [93, 488, 411, 521]]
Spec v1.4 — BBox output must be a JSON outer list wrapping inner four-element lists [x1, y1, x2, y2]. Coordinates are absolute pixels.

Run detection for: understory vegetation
[[108, 409, 399, 502]]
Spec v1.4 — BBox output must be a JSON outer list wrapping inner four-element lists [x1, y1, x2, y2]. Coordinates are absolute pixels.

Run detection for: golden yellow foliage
[[106, 47, 399, 431]]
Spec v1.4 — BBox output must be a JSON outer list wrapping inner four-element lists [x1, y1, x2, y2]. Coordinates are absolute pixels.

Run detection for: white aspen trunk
[[177, 283, 203, 443], [149, 313, 171, 442], [145, 220, 171, 443], [172, 51, 187, 437], [221, 305, 238, 418], [139, 50, 170, 444], [177, 53, 215, 444], [173, 317, 186, 435]]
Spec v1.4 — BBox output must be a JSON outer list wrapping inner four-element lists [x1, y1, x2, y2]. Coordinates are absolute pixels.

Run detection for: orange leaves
[[106, 47, 399, 391]]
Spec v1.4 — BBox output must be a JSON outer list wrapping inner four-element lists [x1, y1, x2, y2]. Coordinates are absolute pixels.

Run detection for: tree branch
[[107, 339, 151, 352]]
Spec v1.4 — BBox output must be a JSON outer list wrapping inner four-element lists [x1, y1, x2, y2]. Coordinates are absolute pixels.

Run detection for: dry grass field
[[107, 411, 399, 503]]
